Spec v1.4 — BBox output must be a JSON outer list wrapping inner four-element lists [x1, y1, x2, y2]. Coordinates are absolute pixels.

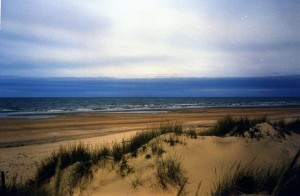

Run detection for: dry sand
[[78, 131, 300, 195], [0, 107, 300, 195]]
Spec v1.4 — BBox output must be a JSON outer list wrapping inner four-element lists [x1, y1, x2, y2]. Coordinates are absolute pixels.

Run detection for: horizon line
[[1, 74, 300, 80]]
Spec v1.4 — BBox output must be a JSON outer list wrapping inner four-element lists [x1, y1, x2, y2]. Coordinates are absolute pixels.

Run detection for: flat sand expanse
[[1, 107, 300, 148], [0, 107, 300, 188]]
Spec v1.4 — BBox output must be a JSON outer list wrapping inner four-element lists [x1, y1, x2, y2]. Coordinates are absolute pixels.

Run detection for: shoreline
[[1, 104, 300, 119]]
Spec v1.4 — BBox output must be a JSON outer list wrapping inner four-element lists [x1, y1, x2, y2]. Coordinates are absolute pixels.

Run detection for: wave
[[0, 97, 300, 118]]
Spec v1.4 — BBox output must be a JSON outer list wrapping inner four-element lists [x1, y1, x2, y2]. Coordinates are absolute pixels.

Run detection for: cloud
[[1, 76, 300, 97], [0, 0, 299, 77]]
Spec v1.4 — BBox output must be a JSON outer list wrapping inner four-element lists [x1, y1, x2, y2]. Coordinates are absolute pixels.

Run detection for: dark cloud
[[0, 76, 299, 97]]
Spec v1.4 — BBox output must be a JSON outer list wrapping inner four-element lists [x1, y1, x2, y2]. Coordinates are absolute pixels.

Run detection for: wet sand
[[1, 107, 300, 148]]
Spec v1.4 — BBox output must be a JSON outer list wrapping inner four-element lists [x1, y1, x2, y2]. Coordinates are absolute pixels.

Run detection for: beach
[[1, 106, 300, 194]]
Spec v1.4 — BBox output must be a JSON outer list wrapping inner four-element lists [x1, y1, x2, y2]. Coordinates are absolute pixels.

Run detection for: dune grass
[[212, 150, 300, 196], [0, 123, 184, 195], [35, 143, 92, 185], [35, 126, 166, 184], [185, 128, 197, 139], [0, 175, 48, 196], [150, 139, 165, 156], [4, 119, 299, 195], [156, 154, 187, 189], [200, 115, 268, 137], [212, 161, 281, 195], [212, 164, 300, 196], [272, 118, 300, 135]]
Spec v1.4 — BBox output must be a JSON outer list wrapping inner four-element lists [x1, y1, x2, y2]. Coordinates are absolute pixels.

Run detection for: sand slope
[[67, 125, 300, 195]]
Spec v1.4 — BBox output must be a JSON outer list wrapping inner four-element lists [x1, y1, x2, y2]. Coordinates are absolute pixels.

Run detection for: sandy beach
[[1, 107, 300, 148], [0, 107, 300, 194]]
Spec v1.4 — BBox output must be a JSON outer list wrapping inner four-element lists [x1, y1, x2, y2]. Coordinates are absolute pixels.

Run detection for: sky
[[0, 0, 299, 78]]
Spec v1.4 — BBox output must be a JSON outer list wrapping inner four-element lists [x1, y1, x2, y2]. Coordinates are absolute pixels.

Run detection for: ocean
[[0, 97, 300, 119]]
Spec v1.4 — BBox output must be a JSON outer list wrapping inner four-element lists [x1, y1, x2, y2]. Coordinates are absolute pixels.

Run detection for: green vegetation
[[150, 139, 165, 156], [160, 123, 183, 135], [211, 161, 300, 195], [212, 150, 300, 195], [156, 154, 187, 189], [0, 123, 184, 195], [118, 157, 133, 177], [68, 161, 93, 188], [110, 123, 183, 161], [186, 128, 197, 139], [164, 134, 181, 146], [35, 143, 92, 185], [212, 162, 281, 195], [200, 115, 268, 137], [92, 145, 110, 162], [2, 119, 299, 195]]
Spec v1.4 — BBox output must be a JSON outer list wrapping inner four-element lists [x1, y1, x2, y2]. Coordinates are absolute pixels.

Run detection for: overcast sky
[[0, 0, 299, 78]]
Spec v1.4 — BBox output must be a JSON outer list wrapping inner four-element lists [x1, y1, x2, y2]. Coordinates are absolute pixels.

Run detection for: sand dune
[[70, 129, 300, 195]]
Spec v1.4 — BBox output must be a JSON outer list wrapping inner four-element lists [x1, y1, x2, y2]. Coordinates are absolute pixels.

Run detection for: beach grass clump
[[68, 161, 93, 188], [34, 152, 59, 185], [0, 175, 24, 196], [212, 159, 300, 196], [111, 142, 125, 162], [160, 123, 183, 135], [200, 115, 268, 137], [119, 157, 133, 177], [91, 145, 111, 163], [111, 124, 182, 161], [160, 123, 174, 134], [156, 154, 187, 189], [164, 134, 181, 146], [128, 129, 161, 154], [35, 143, 91, 185], [150, 139, 165, 156], [272, 118, 300, 135], [173, 123, 183, 136], [211, 162, 281, 195], [0, 175, 49, 196], [186, 128, 197, 139]]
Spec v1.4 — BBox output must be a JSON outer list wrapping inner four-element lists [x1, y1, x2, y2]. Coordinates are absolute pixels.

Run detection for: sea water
[[0, 97, 300, 118]]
